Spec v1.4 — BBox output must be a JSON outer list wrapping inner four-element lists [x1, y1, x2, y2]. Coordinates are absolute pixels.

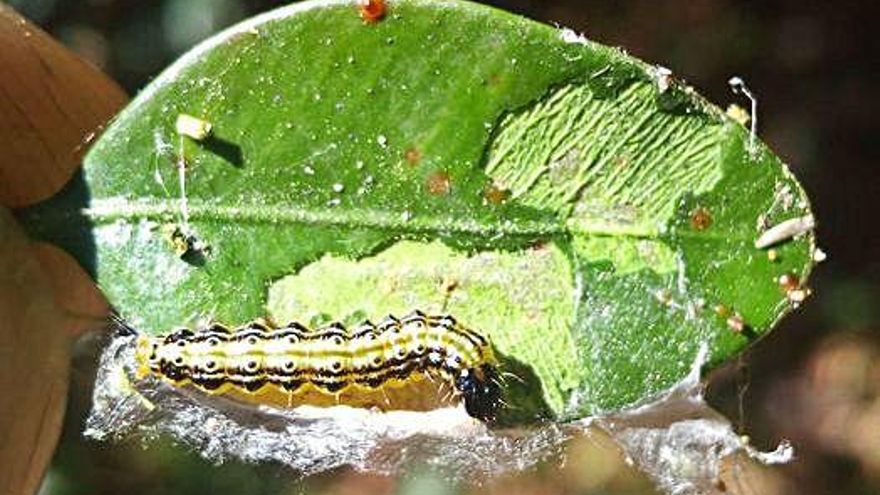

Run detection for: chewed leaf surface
[[18, 0, 816, 421]]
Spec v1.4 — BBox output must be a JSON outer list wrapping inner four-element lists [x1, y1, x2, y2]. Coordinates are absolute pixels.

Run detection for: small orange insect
[[689, 207, 713, 231], [483, 183, 510, 205], [359, 0, 387, 23], [404, 147, 422, 166], [777, 272, 801, 292], [426, 171, 451, 196]]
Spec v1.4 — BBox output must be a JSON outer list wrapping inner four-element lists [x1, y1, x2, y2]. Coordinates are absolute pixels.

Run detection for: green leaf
[[16, 0, 816, 422]]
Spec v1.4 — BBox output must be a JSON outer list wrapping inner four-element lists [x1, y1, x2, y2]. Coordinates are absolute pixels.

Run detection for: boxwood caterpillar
[[131, 311, 502, 421]]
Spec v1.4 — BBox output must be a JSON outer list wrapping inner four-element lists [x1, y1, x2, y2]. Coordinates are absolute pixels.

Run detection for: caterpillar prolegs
[[133, 311, 503, 421]]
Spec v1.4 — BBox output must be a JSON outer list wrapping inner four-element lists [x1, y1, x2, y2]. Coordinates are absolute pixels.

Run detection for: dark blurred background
[[9, 0, 878, 494]]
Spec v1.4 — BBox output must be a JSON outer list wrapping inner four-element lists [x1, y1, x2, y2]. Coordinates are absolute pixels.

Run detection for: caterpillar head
[[456, 364, 502, 423]]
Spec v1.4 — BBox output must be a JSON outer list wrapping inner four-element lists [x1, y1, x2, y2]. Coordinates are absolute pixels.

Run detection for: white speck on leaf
[[560, 27, 588, 45], [654, 66, 673, 93], [729, 76, 758, 152]]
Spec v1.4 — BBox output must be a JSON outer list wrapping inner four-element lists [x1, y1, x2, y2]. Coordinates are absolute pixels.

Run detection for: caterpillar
[[131, 311, 503, 422]]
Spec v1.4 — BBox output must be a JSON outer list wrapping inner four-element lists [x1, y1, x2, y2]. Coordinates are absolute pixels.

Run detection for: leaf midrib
[[84, 197, 563, 236], [83, 197, 750, 243]]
